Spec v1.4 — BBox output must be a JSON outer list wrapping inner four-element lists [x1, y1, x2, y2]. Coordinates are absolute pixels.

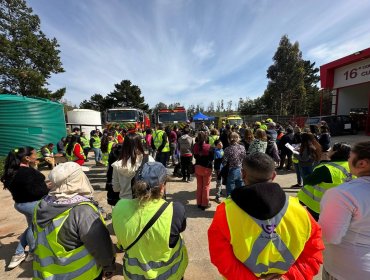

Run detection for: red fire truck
[[154, 106, 188, 129], [105, 107, 150, 131]]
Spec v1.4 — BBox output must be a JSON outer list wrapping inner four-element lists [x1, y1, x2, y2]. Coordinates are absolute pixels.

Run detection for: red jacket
[[73, 143, 85, 166], [208, 202, 324, 280]]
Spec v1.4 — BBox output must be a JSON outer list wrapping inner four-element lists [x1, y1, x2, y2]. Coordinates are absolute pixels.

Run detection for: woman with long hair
[[193, 131, 214, 210], [101, 133, 115, 166], [112, 133, 155, 199], [112, 162, 188, 279], [242, 128, 254, 153], [294, 133, 322, 179], [298, 142, 352, 221], [223, 132, 246, 196], [1, 147, 49, 269], [248, 128, 268, 154], [66, 135, 85, 166]]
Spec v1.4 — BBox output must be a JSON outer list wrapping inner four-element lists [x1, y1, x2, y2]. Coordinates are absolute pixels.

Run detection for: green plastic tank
[[0, 94, 66, 156]]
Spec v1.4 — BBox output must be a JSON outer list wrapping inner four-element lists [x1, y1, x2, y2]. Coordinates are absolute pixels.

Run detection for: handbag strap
[[131, 154, 150, 197], [124, 201, 170, 251]]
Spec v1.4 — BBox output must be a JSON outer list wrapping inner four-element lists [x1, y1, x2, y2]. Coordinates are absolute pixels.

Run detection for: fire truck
[[105, 107, 150, 131], [154, 106, 188, 129]]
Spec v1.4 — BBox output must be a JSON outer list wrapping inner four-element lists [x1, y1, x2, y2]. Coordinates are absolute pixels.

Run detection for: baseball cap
[[138, 162, 167, 189]]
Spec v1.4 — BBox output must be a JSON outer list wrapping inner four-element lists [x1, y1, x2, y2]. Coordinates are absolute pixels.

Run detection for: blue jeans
[[301, 165, 314, 183], [294, 163, 302, 185], [92, 148, 102, 163], [226, 167, 243, 196], [14, 201, 38, 255]]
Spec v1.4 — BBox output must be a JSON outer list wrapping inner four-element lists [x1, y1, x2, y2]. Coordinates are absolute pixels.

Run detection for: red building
[[320, 47, 370, 135]]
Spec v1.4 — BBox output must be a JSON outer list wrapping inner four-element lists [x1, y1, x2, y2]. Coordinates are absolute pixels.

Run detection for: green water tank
[[0, 94, 66, 156]]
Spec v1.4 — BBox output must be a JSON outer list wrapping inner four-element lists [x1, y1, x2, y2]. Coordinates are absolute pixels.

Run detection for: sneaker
[[25, 252, 34, 262], [8, 253, 26, 269]]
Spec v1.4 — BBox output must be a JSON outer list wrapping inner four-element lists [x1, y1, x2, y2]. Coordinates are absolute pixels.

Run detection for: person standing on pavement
[[112, 162, 188, 279], [298, 142, 352, 221], [80, 131, 90, 161], [1, 147, 50, 269], [193, 131, 214, 210], [248, 128, 268, 154], [33, 162, 115, 279], [214, 140, 224, 203], [66, 135, 86, 166], [208, 152, 324, 280], [152, 124, 170, 167], [167, 126, 178, 166], [319, 141, 370, 279], [178, 127, 194, 182], [277, 126, 294, 170], [112, 133, 155, 199], [90, 130, 103, 166], [223, 132, 246, 196]]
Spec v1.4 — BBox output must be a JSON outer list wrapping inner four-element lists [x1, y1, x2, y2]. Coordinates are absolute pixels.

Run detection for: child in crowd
[[214, 140, 224, 203]]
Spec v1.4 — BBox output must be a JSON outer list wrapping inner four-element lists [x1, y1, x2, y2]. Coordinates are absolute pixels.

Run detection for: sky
[[27, 0, 370, 108]]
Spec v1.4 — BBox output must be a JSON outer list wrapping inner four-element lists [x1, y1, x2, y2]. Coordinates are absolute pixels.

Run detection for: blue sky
[[27, 0, 370, 108]]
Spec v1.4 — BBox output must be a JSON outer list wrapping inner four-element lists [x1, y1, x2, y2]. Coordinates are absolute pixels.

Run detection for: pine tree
[[0, 0, 65, 99]]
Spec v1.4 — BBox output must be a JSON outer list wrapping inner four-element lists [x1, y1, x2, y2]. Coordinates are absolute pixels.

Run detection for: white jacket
[[112, 154, 155, 199]]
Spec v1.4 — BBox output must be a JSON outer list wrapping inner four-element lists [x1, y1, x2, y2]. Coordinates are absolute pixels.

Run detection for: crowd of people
[[1, 118, 370, 280]]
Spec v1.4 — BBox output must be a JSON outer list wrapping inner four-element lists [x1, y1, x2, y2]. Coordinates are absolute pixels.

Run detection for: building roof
[[320, 47, 370, 89]]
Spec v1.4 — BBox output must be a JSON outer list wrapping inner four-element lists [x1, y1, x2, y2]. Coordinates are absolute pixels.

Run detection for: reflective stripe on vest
[[153, 130, 170, 152], [113, 199, 188, 280], [297, 161, 353, 214], [66, 143, 85, 162], [225, 196, 311, 276], [92, 136, 101, 148], [33, 201, 103, 279]]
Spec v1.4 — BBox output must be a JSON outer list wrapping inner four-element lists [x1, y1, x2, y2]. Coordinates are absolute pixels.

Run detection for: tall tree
[[265, 35, 305, 115], [106, 80, 149, 112], [80, 93, 107, 112], [226, 100, 233, 112], [0, 0, 65, 99]]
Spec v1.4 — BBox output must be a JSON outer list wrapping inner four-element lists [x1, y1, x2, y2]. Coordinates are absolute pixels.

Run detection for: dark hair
[[90, 130, 96, 136], [196, 131, 207, 152], [1, 147, 35, 189], [331, 142, 351, 162], [66, 135, 82, 156], [101, 134, 110, 153], [183, 127, 190, 134], [300, 133, 322, 162], [320, 125, 330, 133], [146, 128, 152, 134], [351, 141, 370, 166], [242, 152, 275, 184], [72, 127, 80, 132], [214, 139, 221, 146], [120, 133, 144, 166], [134, 181, 163, 205], [286, 126, 294, 134]]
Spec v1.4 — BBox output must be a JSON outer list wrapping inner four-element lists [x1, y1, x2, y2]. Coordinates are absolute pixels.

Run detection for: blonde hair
[[228, 132, 240, 145], [255, 129, 267, 141]]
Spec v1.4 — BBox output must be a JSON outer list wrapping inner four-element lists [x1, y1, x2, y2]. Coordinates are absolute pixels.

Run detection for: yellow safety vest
[[153, 130, 170, 152], [102, 141, 114, 166], [297, 161, 353, 214], [92, 136, 101, 148], [208, 135, 219, 147], [80, 136, 90, 148], [66, 143, 85, 162], [112, 199, 188, 280], [33, 202, 103, 279], [225, 196, 311, 277]]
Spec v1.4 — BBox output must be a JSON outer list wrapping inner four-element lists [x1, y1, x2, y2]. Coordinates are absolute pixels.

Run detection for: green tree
[[106, 80, 149, 112], [265, 35, 305, 115], [0, 0, 65, 100], [80, 93, 107, 111]]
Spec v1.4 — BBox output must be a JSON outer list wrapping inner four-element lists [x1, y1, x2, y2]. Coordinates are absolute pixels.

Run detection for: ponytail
[[1, 146, 35, 189]]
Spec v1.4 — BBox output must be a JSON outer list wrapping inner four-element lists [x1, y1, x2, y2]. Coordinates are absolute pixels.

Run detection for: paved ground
[[0, 133, 368, 279]]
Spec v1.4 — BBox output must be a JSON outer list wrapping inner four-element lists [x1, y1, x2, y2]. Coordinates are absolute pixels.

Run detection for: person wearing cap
[[208, 153, 324, 279], [112, 162, 188, 279], [32, 162, 115, 279]]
